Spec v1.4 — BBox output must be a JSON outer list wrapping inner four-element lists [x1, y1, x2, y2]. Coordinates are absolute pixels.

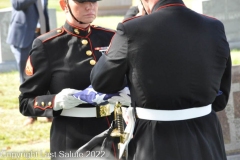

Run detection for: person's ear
[[59, 0, 67, 11]]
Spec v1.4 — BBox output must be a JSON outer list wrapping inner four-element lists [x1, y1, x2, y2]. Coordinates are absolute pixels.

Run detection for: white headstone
[[202, 0, 240, 49], [0, 8, 57, 72]]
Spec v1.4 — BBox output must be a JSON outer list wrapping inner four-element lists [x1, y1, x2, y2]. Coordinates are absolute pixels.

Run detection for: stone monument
[[220, 65, 240, 160], [0, 8, 13, 63], [202, 0, 240, 50], [0, 8, 57, 72]]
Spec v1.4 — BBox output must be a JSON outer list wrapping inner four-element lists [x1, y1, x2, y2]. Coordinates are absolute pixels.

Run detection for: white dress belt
[[60, 104, 115, 118], [118, 105, 212, 159], [136, 104, 212, 121]]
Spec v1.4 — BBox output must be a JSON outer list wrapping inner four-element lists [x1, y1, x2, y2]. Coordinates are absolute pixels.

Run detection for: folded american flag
[[73, 85, 131, 106]]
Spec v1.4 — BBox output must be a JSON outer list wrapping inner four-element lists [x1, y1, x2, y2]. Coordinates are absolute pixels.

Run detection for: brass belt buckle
[[96, 104, 111, 118]]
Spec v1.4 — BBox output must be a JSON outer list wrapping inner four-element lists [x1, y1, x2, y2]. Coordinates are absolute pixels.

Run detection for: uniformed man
[[19, 0, 115, 159], [90, 0, 231, 160]]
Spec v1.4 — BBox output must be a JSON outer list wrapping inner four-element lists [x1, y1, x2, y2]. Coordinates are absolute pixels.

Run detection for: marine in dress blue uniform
[[19, 0, 115, 159], [90, 0, 231, 160]]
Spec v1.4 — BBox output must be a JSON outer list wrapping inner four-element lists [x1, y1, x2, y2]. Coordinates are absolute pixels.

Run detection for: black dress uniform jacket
[[19, 21, 115, 158], [90, 0, 231, 160]]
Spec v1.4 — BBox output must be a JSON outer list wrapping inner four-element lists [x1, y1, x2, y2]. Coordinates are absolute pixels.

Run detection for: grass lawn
[[0, 72, 51, 160], [231, 50, 240, 65]]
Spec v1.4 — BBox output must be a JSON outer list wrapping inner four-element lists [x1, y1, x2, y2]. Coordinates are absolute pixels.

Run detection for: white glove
[[53, 88, 85, 111], [107, 87, 131, 106]]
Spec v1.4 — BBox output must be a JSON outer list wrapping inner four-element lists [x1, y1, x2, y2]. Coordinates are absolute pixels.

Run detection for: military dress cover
[[19, 21, 115, 158], [90, 0, 231, 160]]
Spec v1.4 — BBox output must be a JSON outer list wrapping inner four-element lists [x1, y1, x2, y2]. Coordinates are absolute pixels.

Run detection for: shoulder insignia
[[38, 27, 65, 43], [25, 56, 33, 76]]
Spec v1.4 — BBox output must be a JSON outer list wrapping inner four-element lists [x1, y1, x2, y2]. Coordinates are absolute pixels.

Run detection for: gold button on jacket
[[90, 59, 96, 65], [81, 39, 88, 45], [86, 50, 92, 56]]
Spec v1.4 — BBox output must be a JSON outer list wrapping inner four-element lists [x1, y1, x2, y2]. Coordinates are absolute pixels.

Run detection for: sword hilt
[[111, 101, 124, 137], [116, 106, 124, 134], [110, 102, 128, 159]]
